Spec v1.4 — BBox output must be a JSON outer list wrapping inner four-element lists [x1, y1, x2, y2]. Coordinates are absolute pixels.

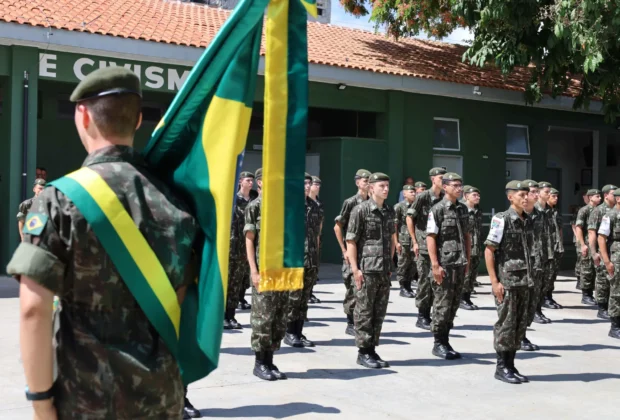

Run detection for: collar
[[507, 207, 526, 222], [81, 145, 146, 168], [440, 196, 458, 209]]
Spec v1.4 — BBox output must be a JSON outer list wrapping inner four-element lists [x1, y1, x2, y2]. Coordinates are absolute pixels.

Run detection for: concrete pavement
[[1, 266, 619, 419]]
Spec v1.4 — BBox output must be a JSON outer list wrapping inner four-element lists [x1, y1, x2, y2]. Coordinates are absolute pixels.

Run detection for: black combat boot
[[345, 314, 355, 336], [474, 280, 482, 287], [284, 322, 302, 347], [253, 351, 276, 381], [443, 332, 461, 359], [227, 308, 242, 329], [370, 346, 390, 368], [575, 276, 582, 290], [597, 302, 611, 320], [357, 347, 381, 369], [238, 295, 251, 310], [400, 284, 415, 298], [582, 289, 596, 305], [609, 317, 620, 340], [459, 292, 478, 310], [223, 308, 234, 330], [494, 352, 521, 384], [520, 335, 539, 351], [532, 311, 546, 324], [183, 387, 202, 418], [432, 333, 455, 360], [265, 351, 287, 380], [416, 308, 431, 330], [545, 292, 562, 309], [298, 320, 315, 347], [507, 351, 529, 383]]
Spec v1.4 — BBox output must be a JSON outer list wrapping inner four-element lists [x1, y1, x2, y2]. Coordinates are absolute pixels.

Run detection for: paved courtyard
[[1, 265, 619, 419]]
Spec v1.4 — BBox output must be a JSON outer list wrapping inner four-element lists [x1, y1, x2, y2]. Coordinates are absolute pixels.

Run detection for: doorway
[[433, 154, 463, 177]]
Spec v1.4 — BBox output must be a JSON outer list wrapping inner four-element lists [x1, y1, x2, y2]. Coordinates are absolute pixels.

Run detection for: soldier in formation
[[536, 181, 562, 309], [346, 173, 395, 368], [575, 189, 602, 305], [461, 185, 482, 310], [547, 188, 565, 306], [16, 178, 47, 241], [334, 169, 371, 336], [308, 176, 324, 304], [394, 184, 417, 298], [572, 190, 590, 289]]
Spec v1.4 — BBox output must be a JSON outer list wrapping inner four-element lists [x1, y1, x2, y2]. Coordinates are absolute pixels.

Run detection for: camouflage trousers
[[238, 269, 250, 302], [544, 253, 563, 295], [287, 267, 318, 322], [415, 254, 434, 311], [595, 262, 611, 305], [227, 258, 248, 312], [527, 270, 544, 326], [494, 286, 530, 352], [574, 244, 582, 284], [250, 288, 289, 352], [354, 273, 391, 349], [342, 258, 356, 316], [396, 245, 417, 287], [580, 250, 596, 291], [430, 265, 465, 334], [609, 255, 620, 317], [462, 256, 481, 294]]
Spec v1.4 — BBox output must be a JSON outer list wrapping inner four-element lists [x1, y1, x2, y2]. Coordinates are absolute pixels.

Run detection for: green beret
[[538, 181, 553, 189], [550, 188, 559, 195], [505, 180, 529, 192], [255, 168, 262, 180], [304, 172, 312, 181], [443, 172, 462, 182], [70, 67, 142, 102], [587, 188, 601, 196], [522, 179, 539, 188], [429, 167, 447, 177], [464, 185, 480, 194], [355, 169, 371, 179], [239, 171, 254, 179], [602, 184, 618, 194], [312, 176, 321, 184], [414, 181, 427, 188], [33, 178, 46, 187], [402, 185, 415, 191], [614, 190, 620, 197], [369, 172, 390, 183]]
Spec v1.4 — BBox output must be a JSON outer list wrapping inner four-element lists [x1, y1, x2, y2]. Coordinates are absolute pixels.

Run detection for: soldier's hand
[[593, 253, 601, 266], [343, 252, 350, 265], [396, 243, 402, 255], [354, 269, 364, 290], [581, 244, 588, 258], [606, 261, 615, 277], [413, 242, 419, 258], [432, 264, 445, 285], [251, 272, 261, 289], [492, 282, 505, 303]]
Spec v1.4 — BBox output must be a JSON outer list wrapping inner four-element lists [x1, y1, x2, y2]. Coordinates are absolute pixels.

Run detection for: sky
[[330, 2, 474, 45]]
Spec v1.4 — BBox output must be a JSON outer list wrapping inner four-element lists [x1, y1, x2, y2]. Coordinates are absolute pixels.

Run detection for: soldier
[[17, 178, 46, 241], [415, 181, 427, 194], [346, 173, 395, 368], [407, 167, 447, 330], [426, 173, 471, 359], [537, 181, 561, 309], [576, 189, 602, 305], [410, 182, 427, 289], [461, 185, 482, 310], [547, 188, 565, 307], [224, 171, 255, 330], [596, 189, 620, 339], [308, 176, 324, 304], [284, 173, 320, 348], [334, 169, 371, 336], [572, 190, 590, 289], [6, 67, 200, 418], [245, 168, 289, 381], [36, 166, 47, 180], [588, 184, 618, 319], [485, 180, 532, 384], [394, 184, 417, 298]]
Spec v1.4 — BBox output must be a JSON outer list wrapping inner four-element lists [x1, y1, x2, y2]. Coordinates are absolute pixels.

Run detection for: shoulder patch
[[23, 212, 48, 236], [487, 215, 505, 244]]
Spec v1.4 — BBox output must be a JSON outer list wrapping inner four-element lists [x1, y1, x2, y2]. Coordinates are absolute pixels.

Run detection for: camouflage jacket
[[230, 192, 252, 260], [549, 206, 565, 253], [599, 208, 620, 256], [527, 207, 547, 270], [571, 211, 578, 243], [466, 205, 484, 257], [587, 202, 615, 251], [393, 199, 414, 246], [407, 188, 445, 255], [346, 198, 396, 274], [7, 146, 199, 418], [485, 207, 532, 288], [534, 201, 554, 260], [335, 193, 367, 236], [16, 197, 35, 221], [426, 197, 470, 267], [575, 204, 596, 246], [305, 197, 322, 268], [315, 197, 325, 227], [243, 195, 262, 266]]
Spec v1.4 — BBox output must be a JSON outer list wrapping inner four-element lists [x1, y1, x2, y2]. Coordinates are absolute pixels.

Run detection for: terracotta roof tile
[[0, 0, 581, 96]]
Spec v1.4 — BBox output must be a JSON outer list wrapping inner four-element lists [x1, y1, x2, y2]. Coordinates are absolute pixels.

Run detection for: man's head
[[587, 189, 602, 206], [311, 176, 321, 197], [429, 167, 447, 189], [522, 180, 539, 210], [402, 184, 415, 202], [36, 167, 47, 180], [304, 173, 312, 197], [239, 171, 254, 192], [403, 176, 414, 187], [255, 168, 263, 191], [582, 189, 590, 205], [355, 169, 371, 194], [505, 181, 529, 212], [70, 67, 143, 151], [414, 181, 427, 193], [614, 189, 620, 206], [369, 172, 390, 201], [538, 181, 552, 202], [33, 178, 46, 196], [548, 188, 559, 207], [602, 184, 618, 206], [441, 172, 463, 200], [463, 185, 480, 205]]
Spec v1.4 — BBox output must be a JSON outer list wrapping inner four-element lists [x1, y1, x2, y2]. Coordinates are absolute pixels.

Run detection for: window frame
[[506, 124, 531, 156], [433, 117, 461, 152]]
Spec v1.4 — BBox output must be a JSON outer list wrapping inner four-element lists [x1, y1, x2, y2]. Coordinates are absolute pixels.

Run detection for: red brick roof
[[1, 0, 579, 96]]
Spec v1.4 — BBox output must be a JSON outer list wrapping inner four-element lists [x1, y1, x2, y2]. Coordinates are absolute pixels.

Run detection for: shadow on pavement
[[307, 317, 396, 324], [559, 305, 596, 310], [453, 324, 494, 331], [528, 373, 620, 382], [221, 347, 316, 356], [304, 321, 330, 328], [541, 343, 620, 352], [387, 312, 417, 318], [389, 357, 494, 367], [466, 352, 560, 360], [552, 318, 608, 324], [201, 402, 340, 418], [312, 338, 409, 347], [314, 300, 342, 304], [286, 368, 396, 381]]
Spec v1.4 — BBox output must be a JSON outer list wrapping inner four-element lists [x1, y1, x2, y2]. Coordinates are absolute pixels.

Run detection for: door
[[241, 151, 321, 178], [433, 155, 463, 176], [505, 159, 531, 182]]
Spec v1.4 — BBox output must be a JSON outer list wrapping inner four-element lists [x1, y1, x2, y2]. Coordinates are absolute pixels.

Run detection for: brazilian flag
[[142, 0, 317, 384]]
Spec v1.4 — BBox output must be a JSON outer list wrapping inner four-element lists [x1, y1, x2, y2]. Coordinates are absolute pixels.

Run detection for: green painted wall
[[0, 76, 11, 270], [0, 46, 9, 76]]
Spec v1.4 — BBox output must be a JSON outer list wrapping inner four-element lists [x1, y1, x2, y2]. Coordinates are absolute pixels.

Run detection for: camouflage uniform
[[227, 192, 252, 314], [526, 206, 546, 323], [245, 196, 289, 352], [407, 189, 446, 313], [335, 193, 367, 316], [571, 211, 581, 286], [426, 197, 470, 335], [534, 202, 555, 302], [598, 209, 620, 318], [346, 198, 395, 349], [588, 202, 615, 305], [547, 203, 565, 291], [7, 146, 198, 419], [576, 204, 598, 293], [16, 197, 36, 224], [394, 199, 416, 289], [463, 204, 483, 294], [485, 208, 532, 353]]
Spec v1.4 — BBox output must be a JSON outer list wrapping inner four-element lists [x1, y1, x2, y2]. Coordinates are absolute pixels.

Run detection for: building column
[[593, 130, 607, 187], [385, 90, 405, 202]]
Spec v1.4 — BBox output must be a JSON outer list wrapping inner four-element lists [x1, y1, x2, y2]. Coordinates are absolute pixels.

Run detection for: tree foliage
[[340, 0, 620, 122]]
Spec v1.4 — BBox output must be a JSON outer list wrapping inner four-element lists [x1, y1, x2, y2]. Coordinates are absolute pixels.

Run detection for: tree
[[340, 0, 620, 122]]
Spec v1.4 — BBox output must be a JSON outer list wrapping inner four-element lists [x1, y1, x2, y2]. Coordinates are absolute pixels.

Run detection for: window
[[433, 118, 460, 151], [56, 95, 74, 119], [506, 124, 530, 155], [141, 102, 166, 124]]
